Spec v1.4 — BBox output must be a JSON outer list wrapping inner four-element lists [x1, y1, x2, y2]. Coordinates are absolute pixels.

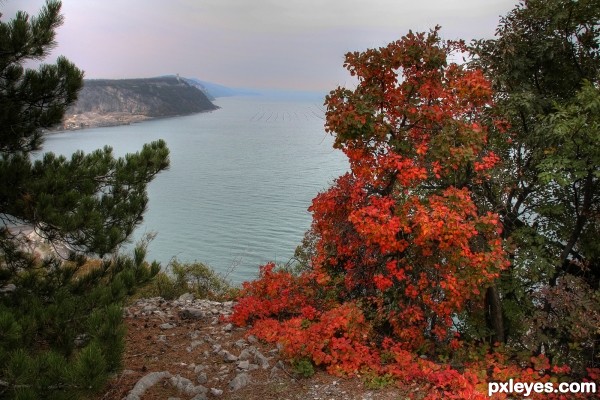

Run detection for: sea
[[39, 95, 348, 284]]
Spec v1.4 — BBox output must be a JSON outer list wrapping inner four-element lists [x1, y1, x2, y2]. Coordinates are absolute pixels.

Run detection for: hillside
[[61, 76, 218, 130]]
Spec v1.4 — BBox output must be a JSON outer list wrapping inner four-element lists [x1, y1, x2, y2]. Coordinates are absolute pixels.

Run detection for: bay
[[39, 95, 348, 283]]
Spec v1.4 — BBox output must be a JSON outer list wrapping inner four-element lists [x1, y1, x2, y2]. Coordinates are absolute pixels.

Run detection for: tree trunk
[[485, 285, 505, 344]]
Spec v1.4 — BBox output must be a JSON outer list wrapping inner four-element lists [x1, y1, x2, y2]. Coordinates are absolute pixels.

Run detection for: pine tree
[[0, 1, 169, 398]]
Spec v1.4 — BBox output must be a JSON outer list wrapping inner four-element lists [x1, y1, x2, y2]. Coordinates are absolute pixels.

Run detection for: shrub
[[135, 259, 235, 301]]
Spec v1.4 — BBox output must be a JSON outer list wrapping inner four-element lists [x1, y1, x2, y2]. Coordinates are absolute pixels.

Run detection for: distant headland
[[58, 76, 327, 131], [59, 76, 227, 131]]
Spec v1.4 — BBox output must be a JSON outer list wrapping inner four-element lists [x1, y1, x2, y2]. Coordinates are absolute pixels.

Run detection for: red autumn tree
[[311, 26, 508, 350], [229, 26, 600, 399], [232, 27, 509, 374]]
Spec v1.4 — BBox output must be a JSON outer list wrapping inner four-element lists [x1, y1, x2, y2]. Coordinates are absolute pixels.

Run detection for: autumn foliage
[[230, 28, 598, 398]]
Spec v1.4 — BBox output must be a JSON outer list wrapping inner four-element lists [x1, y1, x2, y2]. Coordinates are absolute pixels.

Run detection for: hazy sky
[[4, 0, 517, 91]]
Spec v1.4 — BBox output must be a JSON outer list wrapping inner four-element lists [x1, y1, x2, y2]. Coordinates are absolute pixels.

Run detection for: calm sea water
[[40, 95, 347, 283]]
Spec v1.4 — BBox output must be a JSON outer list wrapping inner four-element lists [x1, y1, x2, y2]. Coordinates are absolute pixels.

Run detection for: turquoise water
[[41, 96, 347, 283]]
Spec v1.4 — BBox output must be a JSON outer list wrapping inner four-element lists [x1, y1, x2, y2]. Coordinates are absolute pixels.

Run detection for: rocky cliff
[[61, 76, 218, 130]]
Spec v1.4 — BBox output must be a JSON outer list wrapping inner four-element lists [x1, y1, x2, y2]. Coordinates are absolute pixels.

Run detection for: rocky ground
[[96, 294, 408, 400]]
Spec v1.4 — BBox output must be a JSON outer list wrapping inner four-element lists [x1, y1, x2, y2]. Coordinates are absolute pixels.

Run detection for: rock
[[179, 308, 207, 320], [74, 333, 88, 347], [194, 364, 208, 373], [197, 372, 208, 384], [187, 340, 204, 352], [220, 350, 238, 363], [270, 360, 286, 379], [178, 293, 195, 302], [222, 323, 233, 332], [238, 347, 253, 361], [239, 347, 270, 369], [228, 372, 251, 391], [0, 283, 16, 294], [125, 371, 172, 400], [142, 305, 157, 313], [256, 354, 270, 369], [169, 374, 207, 396], [237, 360, 250, 370], [160, 322, 176, 330], [211, 387, 224, 396]]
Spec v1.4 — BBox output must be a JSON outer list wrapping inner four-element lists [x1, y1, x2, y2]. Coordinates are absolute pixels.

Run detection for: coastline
[[53, 107, 220, 132]]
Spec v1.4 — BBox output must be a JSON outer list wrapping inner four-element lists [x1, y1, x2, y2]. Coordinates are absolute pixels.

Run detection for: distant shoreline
[[54, 76, 220, 132], [52, 107, 220, 133]]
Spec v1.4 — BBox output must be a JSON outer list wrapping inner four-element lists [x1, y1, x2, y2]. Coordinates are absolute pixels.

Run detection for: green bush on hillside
[[136, 259, 235, 300]]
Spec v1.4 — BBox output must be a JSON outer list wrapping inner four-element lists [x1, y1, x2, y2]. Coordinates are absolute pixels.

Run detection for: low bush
[[135, 259, 235, 301]]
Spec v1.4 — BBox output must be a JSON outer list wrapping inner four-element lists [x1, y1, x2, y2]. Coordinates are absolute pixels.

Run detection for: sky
[[3, 0, 517, 92]]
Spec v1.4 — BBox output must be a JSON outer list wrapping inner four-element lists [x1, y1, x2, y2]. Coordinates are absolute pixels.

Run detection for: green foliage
[[135, 259, 234, 301], [0, 2, 169, 398], [0, 140, 170, 257], [291, 358, 315, 378], [135, 271, 184, 300], [470, 0, 600, 372], [363, 372, 394, 390], [0, 246, 159, 399], [171, 259, 233, 299], [232, 1, 600, 393], [72, 341, 107, 394], [286, 229, 318, 276], [0, 0, 82, 154], [0, 0, 170, 262]]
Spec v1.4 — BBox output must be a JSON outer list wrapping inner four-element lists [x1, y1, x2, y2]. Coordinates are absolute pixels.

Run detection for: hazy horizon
[[3, 0, 517, 92]]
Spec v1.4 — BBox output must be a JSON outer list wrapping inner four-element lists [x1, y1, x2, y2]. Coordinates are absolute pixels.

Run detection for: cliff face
[[62, 76, 218, 130]]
